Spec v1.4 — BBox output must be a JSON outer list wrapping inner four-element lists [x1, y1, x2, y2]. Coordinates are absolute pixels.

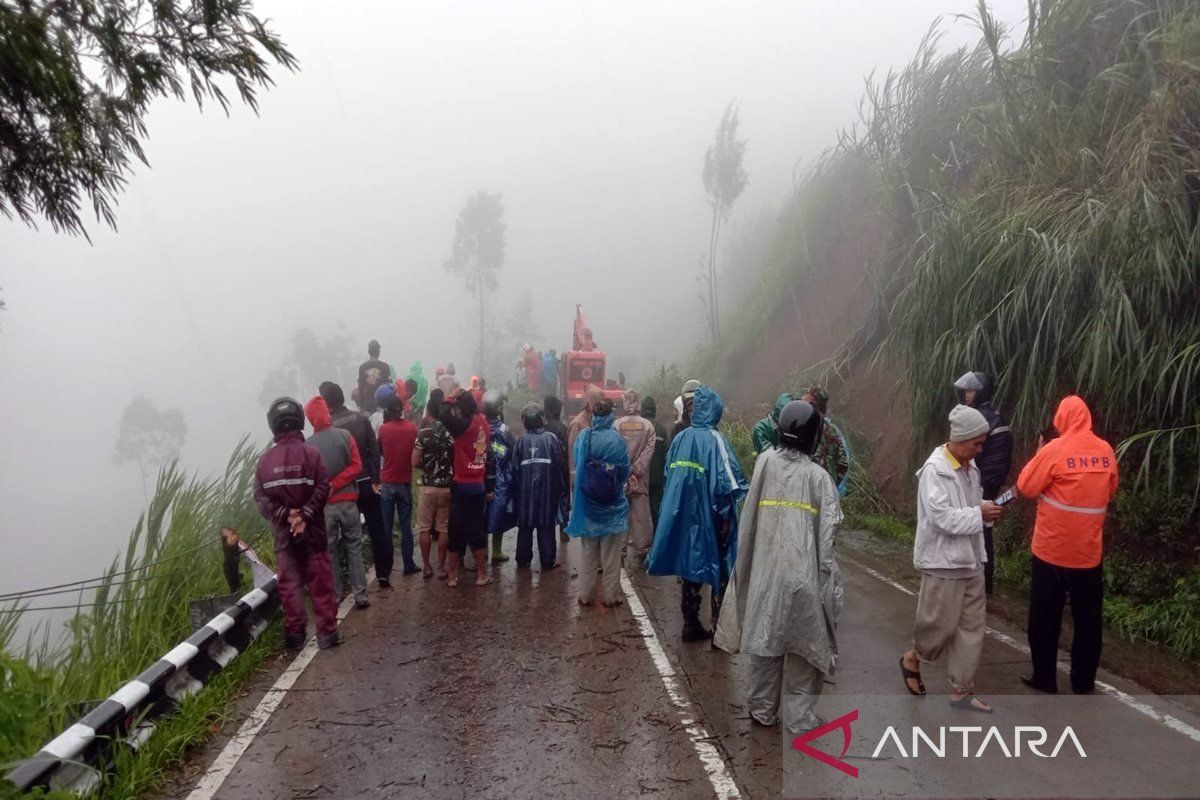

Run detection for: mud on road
[[161, 532, 1200, 800]]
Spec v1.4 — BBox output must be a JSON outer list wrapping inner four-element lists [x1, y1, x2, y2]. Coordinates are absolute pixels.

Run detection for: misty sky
[[0, 0, 1028, 598]]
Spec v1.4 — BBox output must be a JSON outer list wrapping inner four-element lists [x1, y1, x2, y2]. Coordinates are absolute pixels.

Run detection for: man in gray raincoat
[[714, 399, 843, 733]]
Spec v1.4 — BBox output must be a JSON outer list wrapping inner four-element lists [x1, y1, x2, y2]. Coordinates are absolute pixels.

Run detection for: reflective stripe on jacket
[[1016, 395, 1118, 569]]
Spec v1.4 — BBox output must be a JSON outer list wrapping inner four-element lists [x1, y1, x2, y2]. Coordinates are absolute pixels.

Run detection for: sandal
[[475, 576, 494, 587], [447, 577, 458, 588], [899, 656, 926, 696], [949, 694, 993, 714], [423, 568, 435, 579]]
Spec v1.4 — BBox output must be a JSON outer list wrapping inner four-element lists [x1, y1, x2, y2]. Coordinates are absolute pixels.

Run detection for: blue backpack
[[581, 429, 622, 504]]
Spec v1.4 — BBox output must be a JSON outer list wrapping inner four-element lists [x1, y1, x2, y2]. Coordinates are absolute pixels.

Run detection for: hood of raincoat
[[641, 396, 657, 419], [405, 362, 428, 409], [623, 390, 641, 416], [566, 412, 630, 537], [305, 396, 333, 432], [646, 390, 748, 586], [1053, 395, 1092, 436], [771, 393, 793, 423], [714, 448, 844, 672], [690, 385, 724, 429]]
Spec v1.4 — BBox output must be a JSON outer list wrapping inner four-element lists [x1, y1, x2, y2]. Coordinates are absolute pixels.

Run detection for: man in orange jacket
[[1016, 395, 1118, 694]]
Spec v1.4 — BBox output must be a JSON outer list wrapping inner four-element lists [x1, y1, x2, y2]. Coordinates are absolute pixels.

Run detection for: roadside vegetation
[[0, 442, 278, 799], [697, 0, 1200, 663]]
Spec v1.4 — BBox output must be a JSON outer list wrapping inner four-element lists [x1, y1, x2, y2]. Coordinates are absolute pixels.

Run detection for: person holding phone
[[899, 404, 1002, 713]]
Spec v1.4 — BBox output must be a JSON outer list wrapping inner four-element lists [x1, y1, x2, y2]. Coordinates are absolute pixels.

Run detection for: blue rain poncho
[[566, 412, 630, 537], [486, 417, 516, 534], [511, 427, 564, 529], [482, 417, 516, 534], [646, 386, 749, 587]]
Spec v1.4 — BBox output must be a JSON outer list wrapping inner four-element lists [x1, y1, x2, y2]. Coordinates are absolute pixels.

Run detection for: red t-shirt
[[378, 419, 418, 484], [452, 413, 489, 485]]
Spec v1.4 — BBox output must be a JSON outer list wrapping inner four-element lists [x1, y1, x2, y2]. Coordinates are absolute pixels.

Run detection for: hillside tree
[[701, 101, 749, 343], [0, 0, 296, 238], [114, 395, 187, 500], [257, 325, 356, 408], [444, 190, 506, 373]]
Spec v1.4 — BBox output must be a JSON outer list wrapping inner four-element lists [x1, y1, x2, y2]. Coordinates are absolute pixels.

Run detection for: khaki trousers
[[578, 533, 624, 605], [912, 574, 986, 692], [625, 493, 654, 558]]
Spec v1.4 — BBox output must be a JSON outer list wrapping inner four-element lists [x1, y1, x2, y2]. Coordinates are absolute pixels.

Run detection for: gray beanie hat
[[949, 404, 990, 442]]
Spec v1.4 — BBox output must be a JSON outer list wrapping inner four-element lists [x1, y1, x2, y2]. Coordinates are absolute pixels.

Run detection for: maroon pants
[[275, 545, 339, 638]]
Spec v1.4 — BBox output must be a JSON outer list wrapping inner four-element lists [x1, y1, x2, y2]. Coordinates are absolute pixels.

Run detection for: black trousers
[[516, 525, 557, 568], [1027, 554, 1104, 692], [681, 526, 731, 629], [357, 480, 390, 582], [982, 487, 997, 594], [448, 487, 488, 555]]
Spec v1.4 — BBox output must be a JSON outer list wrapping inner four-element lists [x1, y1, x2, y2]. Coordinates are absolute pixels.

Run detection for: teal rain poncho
[[566, 412, 630, 537], [646, 386, 748, 587], [407, 362, 429, 411]]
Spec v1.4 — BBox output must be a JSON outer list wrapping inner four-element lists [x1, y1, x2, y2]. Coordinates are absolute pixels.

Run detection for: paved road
[[168, 532, 1200, 799]]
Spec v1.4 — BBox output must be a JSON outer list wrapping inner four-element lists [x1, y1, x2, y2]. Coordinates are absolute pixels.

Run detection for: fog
[[0, 0, 1028, 598]]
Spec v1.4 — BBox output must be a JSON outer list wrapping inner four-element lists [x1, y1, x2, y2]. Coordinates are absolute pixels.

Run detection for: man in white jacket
[[899, 404, 1003, 713]]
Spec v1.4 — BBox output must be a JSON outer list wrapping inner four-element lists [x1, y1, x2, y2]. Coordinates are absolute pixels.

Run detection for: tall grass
[[867, 1, 1200, 492], [704, 0, 1200, 657], [0, 440, 277, 798]]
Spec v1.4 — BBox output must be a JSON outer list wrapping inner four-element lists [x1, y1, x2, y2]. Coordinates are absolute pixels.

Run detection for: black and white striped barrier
[[5, 578, 279, 795]]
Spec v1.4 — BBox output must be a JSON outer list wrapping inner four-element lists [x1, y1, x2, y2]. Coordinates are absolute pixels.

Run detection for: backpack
[[580, 429, 622, 504]]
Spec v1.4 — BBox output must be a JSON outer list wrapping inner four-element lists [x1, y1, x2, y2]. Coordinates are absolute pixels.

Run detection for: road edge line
[[185, 568, 375, 800], [841, 554, 1200, 744], [619, 570, 743, 800]]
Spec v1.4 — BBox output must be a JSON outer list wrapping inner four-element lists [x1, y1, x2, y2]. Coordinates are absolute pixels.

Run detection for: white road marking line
[[619, 570, 743, 800], [185, 570, 373, 800], [842, 555, 1200, 744]]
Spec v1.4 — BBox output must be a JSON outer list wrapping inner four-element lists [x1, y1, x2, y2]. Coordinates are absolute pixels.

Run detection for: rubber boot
[[681, 581, 711, 642], [490, 532, 509, 564]]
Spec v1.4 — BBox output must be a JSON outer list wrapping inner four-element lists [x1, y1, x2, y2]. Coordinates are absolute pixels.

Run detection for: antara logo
[[871, 725, 1087, 759], [792, 710, 860, 778], [791, 710, 1087, 778]]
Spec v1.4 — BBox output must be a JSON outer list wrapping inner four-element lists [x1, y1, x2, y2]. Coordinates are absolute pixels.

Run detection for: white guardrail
[[5, 576, 279, 795]]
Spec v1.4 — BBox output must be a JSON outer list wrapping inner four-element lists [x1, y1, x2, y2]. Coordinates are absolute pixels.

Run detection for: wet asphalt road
[[169, 531, 1200, 800]]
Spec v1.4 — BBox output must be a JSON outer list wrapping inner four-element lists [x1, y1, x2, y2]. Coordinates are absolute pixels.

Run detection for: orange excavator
[[559, 305, 625, 417]]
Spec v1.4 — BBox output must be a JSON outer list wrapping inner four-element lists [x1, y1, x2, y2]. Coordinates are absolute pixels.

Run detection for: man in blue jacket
[[511, 403, 565, 569], [483, 390, 516, 564], [648, 385, 749, 642], [953, 371, 1014, 596], [567, 398, 630, 607]]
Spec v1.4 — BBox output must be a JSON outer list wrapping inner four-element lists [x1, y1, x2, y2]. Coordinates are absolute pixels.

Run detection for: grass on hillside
[[0, 440, 278, 799]]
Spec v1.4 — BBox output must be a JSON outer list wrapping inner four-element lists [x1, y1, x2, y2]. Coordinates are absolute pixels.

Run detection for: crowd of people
[[251, 339, 1120, 734]]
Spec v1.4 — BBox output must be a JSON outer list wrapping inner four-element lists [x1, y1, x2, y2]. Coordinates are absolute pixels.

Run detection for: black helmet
[[267, 397, 305, 436], [953, 371, 993, 406], [521, 403, 544, 430], [482, 389, 504, 418], [779, 400, 822, 454]]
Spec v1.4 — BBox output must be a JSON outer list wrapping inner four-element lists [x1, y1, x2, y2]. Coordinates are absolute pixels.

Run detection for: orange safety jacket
[[1016, 396, 1118, 569]]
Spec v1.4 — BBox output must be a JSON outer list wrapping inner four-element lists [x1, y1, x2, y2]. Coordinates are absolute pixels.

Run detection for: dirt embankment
[[718, 213, 915, 509]]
